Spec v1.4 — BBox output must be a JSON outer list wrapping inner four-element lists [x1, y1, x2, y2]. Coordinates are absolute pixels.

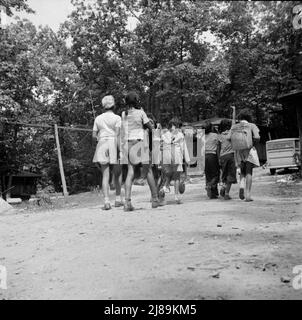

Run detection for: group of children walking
[[93, 92, 261, 211], [204, 109, 261, 202], [92, 92, 190, 212]]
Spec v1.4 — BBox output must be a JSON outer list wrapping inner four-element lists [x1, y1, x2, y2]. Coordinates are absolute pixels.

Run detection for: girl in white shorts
[[93, 96, 123, 210]]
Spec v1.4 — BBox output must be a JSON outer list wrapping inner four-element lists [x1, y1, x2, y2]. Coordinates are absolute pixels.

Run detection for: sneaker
[[124, 201, 135, 212], [224, 195, 232, 201], [102, 203, 112, 211], [158, 198, 166, 206], [114, 201, 124, 208], [206, 186, 212, 199], [179, 182, 186, 194], [163, 186, 171, 194], [176, 199, 183, 205], [239, 188, 245, 200], [152, 198, 166, 208], [158, 189, 166, 199]]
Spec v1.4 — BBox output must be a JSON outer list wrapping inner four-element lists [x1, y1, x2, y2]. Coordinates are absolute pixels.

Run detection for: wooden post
[[296, 107, 302, 176], [54, 124, 68, 198], [6, 175, 12, 199], [293, 4, 302, 175], [231, 106, 236, 124]]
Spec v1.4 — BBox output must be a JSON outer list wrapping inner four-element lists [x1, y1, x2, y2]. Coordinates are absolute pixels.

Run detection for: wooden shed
[[3, 172, 42, 201]]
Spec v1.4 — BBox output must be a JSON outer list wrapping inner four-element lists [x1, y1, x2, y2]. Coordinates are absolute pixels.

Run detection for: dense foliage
[[1, 0, 302, 193]]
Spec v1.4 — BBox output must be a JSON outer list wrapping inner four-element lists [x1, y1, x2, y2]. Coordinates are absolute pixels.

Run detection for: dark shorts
[[220, 153, 237, 184], [240, 161, 254, 176], [205, 153, 220, 186]]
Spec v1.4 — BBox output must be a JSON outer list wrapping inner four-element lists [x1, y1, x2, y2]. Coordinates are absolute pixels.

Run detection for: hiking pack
[[230, 122, 253, 151]]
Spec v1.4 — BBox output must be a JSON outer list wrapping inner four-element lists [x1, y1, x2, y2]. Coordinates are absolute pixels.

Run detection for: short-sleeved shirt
[[122, 108, 150, 141], [205, 132, 219, 154], [219, 130, 234, 157], [93, 111, 121, 140]]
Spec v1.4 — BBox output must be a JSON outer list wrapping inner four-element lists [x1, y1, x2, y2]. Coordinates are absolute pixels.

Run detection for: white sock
[[104, 197, 110, 204]]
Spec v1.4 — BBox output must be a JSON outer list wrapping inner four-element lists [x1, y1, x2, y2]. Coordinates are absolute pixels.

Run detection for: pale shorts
[[93, 138, 118, 165], [120, 140, 150, 165]]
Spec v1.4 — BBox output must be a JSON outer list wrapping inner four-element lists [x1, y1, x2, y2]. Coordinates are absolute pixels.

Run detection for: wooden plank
[[54, 124, 68, 198]]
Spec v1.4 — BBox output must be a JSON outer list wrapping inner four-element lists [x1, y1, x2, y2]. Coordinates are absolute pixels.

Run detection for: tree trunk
[[180, 79, 185, 121]]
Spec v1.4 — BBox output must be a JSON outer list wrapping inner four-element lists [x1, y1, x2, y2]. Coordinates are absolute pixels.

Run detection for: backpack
[[230, 122, 253, 151]]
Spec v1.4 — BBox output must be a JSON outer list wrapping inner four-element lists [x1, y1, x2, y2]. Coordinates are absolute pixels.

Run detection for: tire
[[270, 169, 276, 175]]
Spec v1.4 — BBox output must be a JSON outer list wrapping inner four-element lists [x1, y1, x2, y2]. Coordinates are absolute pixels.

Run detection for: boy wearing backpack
[[228, 109, 260, 202]]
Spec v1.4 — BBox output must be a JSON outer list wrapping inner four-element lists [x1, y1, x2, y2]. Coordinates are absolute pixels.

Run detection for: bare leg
[[124, 164, 135, 211], [114, 174, 122, 197], [164, 175, 171, 191], [113, 165, 124, 207], [113, 165, 122, 197], [239, 174, 246, 200], [101, 164, 111, 208], [125, 164, 134, 201], [146, 166, 158, 200], [245, 174, 253, 201], [110, 171, 115, 190], [174, 178, 181, 204], [224, 182, 232, 200], [225, 182, 232, 195]]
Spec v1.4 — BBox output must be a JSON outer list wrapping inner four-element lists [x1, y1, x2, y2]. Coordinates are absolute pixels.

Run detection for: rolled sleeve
[[252, 124, 260, 140], [141, 110, 150, 125]]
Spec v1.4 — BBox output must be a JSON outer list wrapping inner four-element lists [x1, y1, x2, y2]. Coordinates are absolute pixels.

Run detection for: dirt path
[[1, 169, 302, 300]]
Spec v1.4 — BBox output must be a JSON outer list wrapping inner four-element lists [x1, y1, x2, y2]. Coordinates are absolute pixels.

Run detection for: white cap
[[102, 95, 115, 109]]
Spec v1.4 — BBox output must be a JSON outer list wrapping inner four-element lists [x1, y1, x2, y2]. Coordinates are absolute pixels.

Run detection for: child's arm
[[92, 120, 98, 141], [216, 137, 221, 163], [183, 140, 191, 164]]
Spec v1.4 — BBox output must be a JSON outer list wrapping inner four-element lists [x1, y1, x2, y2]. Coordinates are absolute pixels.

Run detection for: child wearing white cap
[[93, 95, 123, 210]]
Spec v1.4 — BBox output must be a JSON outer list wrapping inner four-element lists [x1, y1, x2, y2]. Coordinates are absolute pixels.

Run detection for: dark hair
[[204, 120, 212, 134], [147, 113, 157, 124], [238, 109, 253, 123], [124, 91, 140, 116], [219, 119, 232, 133], [161, 118, 169, 129], [125, 91, 139, 106], [168, 117, 181, 129]]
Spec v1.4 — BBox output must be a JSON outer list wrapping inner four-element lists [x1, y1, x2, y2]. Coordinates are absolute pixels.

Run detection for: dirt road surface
[[1, 169, 302, 300]]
